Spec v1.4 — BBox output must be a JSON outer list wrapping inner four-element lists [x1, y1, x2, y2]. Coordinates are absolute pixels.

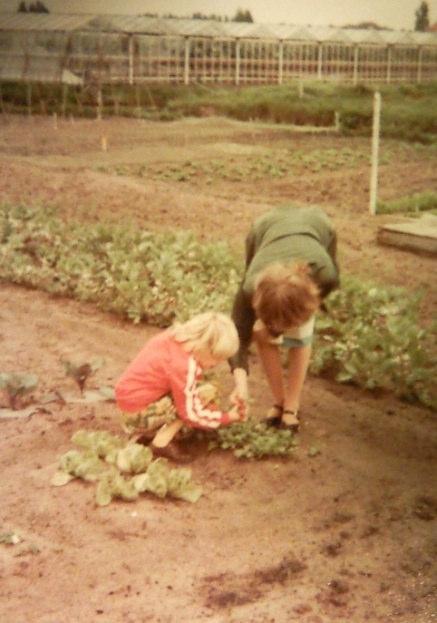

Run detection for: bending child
[[229, 205, 340, 431], [115, 312, 246, 461]]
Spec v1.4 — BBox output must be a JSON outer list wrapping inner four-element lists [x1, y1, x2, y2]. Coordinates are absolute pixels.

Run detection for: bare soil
[[0, 114, 436, 623]]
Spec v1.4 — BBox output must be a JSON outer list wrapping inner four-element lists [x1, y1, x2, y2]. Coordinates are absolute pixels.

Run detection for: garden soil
[[0, 115, 436, 623]]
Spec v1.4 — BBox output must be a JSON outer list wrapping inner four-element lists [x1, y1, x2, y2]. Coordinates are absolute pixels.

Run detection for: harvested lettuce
[[52, 430, 202, 505]]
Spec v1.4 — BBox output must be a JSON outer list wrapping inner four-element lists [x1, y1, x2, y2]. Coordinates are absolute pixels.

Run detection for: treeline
[[18, 1, 49, 12], [14, 1, 433, 31], [143, 9, 254, 23], [16, 3, 254, 22]]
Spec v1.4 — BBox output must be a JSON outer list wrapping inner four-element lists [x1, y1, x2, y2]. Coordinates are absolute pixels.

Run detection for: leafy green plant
[[52, 429, 202, 505], [0, 372, 38, 410], [1, 204, 435, 410], [61, 357, 104, 394], [312, 277, 436, 409], [205, 419, 298, 459], [0, 204, 240, 326], [377, 191, 437, 215], [103, 146, 370, 186]]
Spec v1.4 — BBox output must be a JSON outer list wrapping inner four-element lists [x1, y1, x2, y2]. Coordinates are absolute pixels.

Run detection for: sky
[[0, 0, 436, 31]]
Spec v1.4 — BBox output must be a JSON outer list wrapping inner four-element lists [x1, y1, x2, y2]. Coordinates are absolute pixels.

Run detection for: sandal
[[281, 409, 300, 432], [265, 404, 283, 427]]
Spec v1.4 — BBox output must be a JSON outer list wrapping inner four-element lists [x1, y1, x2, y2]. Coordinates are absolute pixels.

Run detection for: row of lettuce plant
[[1, 203, 435, 409]]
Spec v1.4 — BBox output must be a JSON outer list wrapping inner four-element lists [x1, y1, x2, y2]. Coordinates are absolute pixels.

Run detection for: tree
[[233, 9, 254, 23], [415, 1, 430, 31], [342, 21, 389, 31], [192, 12, 224, 21], [28, 1, 50, 12]]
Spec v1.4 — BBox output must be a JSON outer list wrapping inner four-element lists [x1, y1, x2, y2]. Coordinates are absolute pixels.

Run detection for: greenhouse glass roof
[[0, 13, 436, 45], [0, 13, 92, 31]]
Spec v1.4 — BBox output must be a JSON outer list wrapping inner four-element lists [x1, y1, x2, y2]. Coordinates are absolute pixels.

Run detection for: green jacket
[[230, 205, 339, 372]]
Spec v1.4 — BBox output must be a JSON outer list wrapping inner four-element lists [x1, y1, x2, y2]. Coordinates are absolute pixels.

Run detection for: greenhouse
[[0, 13, 436, 86]]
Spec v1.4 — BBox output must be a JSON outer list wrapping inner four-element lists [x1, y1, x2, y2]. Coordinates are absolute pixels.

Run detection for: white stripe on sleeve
[[183, 357, 225, 429]]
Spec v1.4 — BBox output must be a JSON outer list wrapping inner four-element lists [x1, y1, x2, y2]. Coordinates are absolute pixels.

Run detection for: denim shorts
[[253, 315, 315, 348]]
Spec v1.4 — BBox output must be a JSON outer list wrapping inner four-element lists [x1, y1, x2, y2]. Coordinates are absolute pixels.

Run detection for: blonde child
[[115, 312, 246, 460], [229, 205, 339, 431]]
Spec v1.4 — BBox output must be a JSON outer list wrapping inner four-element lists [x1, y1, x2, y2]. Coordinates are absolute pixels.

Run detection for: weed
[[377, 191, 437, 215]]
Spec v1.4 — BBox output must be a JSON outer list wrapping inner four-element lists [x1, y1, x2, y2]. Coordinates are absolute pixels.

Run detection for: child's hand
[[228, 407, 241, 423], [229, 399, 247, 422], [231, 368, 249, 410], [229, 390, 249, 419]]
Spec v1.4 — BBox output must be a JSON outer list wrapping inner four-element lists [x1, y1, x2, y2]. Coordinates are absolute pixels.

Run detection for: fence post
[[128, 34, 134, 85], [235, 39, 240, 86], [62, 83, 68, 117], [317, 42, 323, 80], [386, 45, 392, 84], [417, 46, 423, 84], [97, 85, 102, 120], [353, 45, 359, 85], [278, 40, 283, 85], [369, 91, 381, 215], [26, 82, 32, 117], [184, 37, 190, 85]]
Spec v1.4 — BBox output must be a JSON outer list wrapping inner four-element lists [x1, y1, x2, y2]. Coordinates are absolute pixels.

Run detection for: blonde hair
[[170, 312, 239, 359], [253, 262, 320, 331]]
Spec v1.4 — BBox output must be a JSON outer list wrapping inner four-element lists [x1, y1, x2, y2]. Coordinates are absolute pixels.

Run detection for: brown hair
[[252, 262, 320, 332]]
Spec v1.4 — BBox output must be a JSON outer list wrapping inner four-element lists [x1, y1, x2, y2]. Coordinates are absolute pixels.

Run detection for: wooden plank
[[377, 214, 437, 255]]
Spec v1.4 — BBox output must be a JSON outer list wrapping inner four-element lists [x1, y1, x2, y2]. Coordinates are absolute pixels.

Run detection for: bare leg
[[152, 419, 184, 448], [254, 329, 284, 407], [282, 345, 312, 425]]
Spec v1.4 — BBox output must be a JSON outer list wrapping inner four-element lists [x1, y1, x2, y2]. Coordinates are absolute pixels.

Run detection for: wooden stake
[[298, 79, 304, 98], [97, 86, 102, 120], [61, 83, 68, 117], [128, 34, 134, 85], [0, 84, 5, 115], [26, 82, 32, 117], [53, 112, 58, 130], [369, 91, 381, 215], [101, 135, 107, 152]]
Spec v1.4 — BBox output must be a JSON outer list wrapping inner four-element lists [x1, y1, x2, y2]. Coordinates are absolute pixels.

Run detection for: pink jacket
[[115, 331, 233, 430]]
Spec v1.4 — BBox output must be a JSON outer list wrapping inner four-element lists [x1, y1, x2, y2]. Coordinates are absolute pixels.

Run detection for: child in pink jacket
[[115, 312, 246, 460]]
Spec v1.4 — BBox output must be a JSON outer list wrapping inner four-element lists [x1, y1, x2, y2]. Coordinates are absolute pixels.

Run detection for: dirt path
[[0, 115, 436, 623]]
